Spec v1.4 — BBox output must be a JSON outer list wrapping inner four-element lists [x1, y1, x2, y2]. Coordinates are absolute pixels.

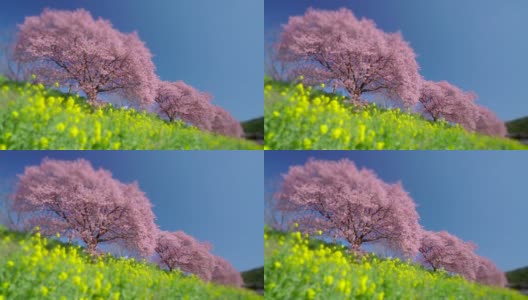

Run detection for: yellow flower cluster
[[264, 80, 527, 150], [0, 226, 261, 299], [0, 78, 260, 150], [264, 227, 525, 300]]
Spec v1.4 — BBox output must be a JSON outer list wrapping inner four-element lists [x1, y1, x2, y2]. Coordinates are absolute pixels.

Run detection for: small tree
[[211, 105, 244, 138], [13, 9, 158, 107], [418, 230, 479, 281], [275, 158, 421, 257], [154, 80, 214, 130], [155, 230, 215, 281], [475, 105, 507, 137], [475, 256, 507, 287], [418, 80, 479, 131], [277, 8, 421, 107], [211, 255, 244, 287], [12, 158, 157, 256]]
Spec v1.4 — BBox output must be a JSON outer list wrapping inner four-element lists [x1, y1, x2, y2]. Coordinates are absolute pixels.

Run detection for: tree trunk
[[85, 240, 98, 256], [86, 89, 98, 105], [346, 87, 363, 107]]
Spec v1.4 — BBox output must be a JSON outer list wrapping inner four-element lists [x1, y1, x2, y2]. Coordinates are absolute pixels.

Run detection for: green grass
[[0, 76, 261, 150], [264, 78, 527, 150], [0, 226, 262, 300], [264, 227, 527, 300]]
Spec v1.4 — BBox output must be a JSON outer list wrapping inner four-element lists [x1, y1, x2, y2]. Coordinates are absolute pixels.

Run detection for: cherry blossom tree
[[418, 230, 479, 281], [154, 80, 214, 130], [154, 230, 215, 281], [211, 105, 244, 138], [277, 8, 421, 107], [211, 255, 244, 287], [475, 105, 507, 137], [475, 256, 507, 287], [418, 80, 479, 131], [275, 158, 421, 257], [13, 9, 158, 107], [12, 158, 157, 256]]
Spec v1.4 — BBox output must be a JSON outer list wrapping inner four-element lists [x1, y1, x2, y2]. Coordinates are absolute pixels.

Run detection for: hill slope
[[264, 227, 527, 299], [264, 79, 527, 150], [0, 77, 260, 150], [0, 227, 262, 299]]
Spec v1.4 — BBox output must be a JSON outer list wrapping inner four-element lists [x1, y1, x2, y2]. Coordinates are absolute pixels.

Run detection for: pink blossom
[[418, 230, 479, 281], [475, 105, 507, 137], [276, 158, 421, 257], [418, 80, 479, 131], [277, 8, 421, 107], [14, 9, 158, 107], [12, 158, 157, 257], [475, 256, 507, 287], [155, 80, 214, 130], [211, 255, 244, 287], [211, 105, 244, 138], [155, 230, 215, 281]]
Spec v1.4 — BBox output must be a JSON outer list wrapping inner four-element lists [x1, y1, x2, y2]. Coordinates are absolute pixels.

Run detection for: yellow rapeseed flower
[[324, 275, 334, 285], [303, 138, 312, 149], [58, 271, 68, 281], [306, 288, 316, 299], [331, 128, 343, 139], [56, 123, 65, 132], [40, 286, 49, 296], [320, 124, 329, 135]]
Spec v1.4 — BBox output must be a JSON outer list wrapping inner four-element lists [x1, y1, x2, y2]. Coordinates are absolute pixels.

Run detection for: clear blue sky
[[0, 0, 263, 121], [265, 0, 528, 121], [0, 151, 264, 271], [265, 151, 528, 272]]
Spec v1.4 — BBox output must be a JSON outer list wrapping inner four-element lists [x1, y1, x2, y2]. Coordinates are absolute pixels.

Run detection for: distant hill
[[507, 266, 528, 294], [241, 117, 264, 143], [241, 266, 264, 295], [506, 117, 528, 141]]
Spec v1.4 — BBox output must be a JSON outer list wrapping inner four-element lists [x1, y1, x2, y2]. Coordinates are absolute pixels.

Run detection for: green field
[[264, 227, 527, 300], [0, 77, 261, 150], [0, 226, 261, 300], [264, 78, 527, 150]]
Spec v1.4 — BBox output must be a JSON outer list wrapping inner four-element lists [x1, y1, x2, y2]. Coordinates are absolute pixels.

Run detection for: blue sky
[[0, 0, 263, 121], [0, 151, 264, 271], [265, 0, 528, 121], [265, 151, 528, 272]]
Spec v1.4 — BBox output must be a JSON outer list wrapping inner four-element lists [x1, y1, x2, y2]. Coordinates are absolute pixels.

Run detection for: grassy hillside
[[507, 267, 528, 290], [0, 226, 261, 300], [241, 117, 264, 142], [241, 267, 264, 292], [264, 79, 527, 150], [506, 117, 528, 139], [264, 227, 527, 299], [0, 77, 261, 150]]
